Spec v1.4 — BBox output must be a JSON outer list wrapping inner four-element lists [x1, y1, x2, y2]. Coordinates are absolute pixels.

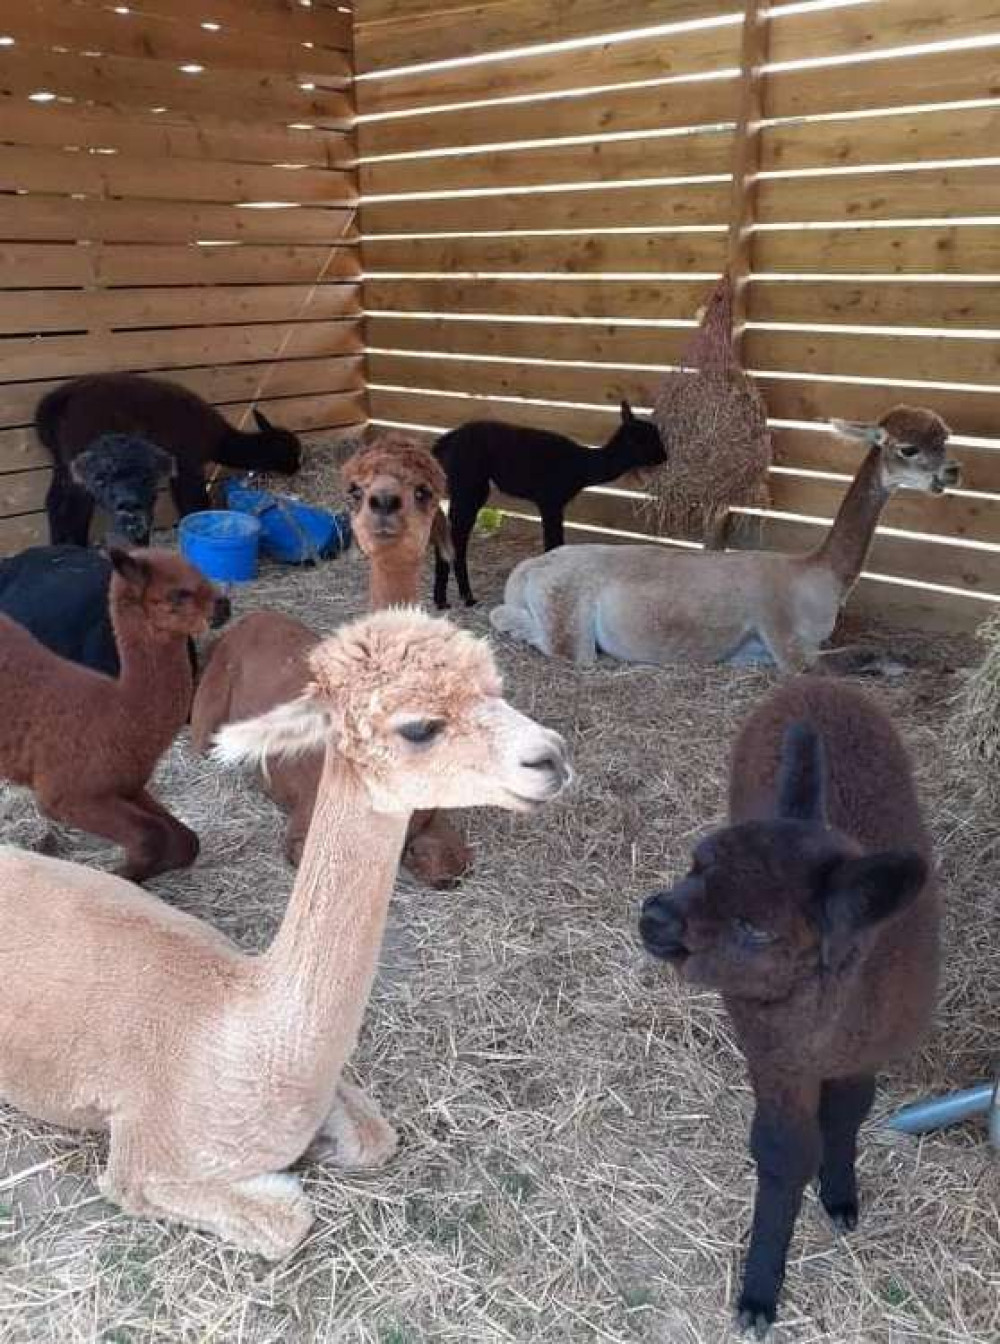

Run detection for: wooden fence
[[355, 0, 1000, 632], [0, 0, 364, 551]]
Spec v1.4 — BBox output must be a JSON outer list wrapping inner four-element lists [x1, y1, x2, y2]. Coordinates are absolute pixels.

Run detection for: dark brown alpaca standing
[[0, 549, 221, 883], [640, 678, 938, 1337]]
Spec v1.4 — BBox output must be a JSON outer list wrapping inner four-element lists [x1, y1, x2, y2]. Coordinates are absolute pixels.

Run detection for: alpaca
[[0, 548, 221, 882], [433, 401, 665, 608], [0, 609, 571, 1256], [38, 373, 302, 546], [190, 435, 470, 885], [640, 678, 937, 1336], [0, 544, 226, 677], [491, 407, 959, 673], [69, 433, 175, 546]]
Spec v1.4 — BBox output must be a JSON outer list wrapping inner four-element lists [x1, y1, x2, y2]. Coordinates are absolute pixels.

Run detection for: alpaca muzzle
[[639, 891, 690, 962]]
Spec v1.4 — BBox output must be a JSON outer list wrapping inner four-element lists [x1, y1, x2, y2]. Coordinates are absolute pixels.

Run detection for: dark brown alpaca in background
[[0, 549, 221, 883], [640, 678, 938, 1337]]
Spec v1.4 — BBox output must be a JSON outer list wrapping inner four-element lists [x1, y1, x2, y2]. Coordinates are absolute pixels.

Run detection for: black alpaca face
[[71, 436, 173, 546], [615, 402, 667, 471], [251, 409, 302, 475], [639, 723, 926, 1000]]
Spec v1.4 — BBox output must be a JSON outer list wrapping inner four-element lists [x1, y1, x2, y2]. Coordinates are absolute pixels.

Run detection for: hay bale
[[952, 609, 1000, 796], [642, 273, 771, 541]]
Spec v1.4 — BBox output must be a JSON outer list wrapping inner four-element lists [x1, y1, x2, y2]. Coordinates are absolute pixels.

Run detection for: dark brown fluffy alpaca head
[[639, 722, 927, 1001]]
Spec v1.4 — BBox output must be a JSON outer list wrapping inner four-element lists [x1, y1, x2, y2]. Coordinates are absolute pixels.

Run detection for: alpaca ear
[[149, 445, 177, 480], [819, 850, 927, 932], [430, 506, 454, 560], [69, 448, 99, 487], [252, 408, 274, 433], [620, 399, 635, 423], [107, 546, 152, 592], [210, 689, 336, 770], [830, 418, 888, 447], [776, 721, 826, 823]]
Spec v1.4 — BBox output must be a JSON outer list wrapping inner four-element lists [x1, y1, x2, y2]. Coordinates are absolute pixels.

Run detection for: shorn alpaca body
[[0, 548, 220, 881], [38, 373, 302, 546], [191, 436, 470, 885], [0, 609, 571, 1256], [491, 407, 958, 673], [433, 401, 665, 608], [640, 678, 937, 1335]]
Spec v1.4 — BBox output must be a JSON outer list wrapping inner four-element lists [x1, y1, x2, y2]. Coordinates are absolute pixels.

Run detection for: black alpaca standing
[[432, 401, 665, 608], [38, 373, 303, 546]]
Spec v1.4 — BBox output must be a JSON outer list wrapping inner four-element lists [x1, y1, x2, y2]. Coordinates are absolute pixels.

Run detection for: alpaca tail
[[35, 383, 74, 455]]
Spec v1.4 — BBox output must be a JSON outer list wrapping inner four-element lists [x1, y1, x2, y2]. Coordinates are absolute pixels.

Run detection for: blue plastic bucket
[[179, 510, 261, 583], [225, 481, 351, 564]]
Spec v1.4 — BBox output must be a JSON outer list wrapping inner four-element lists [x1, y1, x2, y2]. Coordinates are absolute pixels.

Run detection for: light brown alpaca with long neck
[[491, 407, 960, 674], [190, 435, 469, 884], [0, 609, 571, 1256]]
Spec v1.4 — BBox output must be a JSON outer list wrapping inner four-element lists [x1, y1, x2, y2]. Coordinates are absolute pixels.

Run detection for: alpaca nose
[[940, 460, 961, 487], [639, 894, 687, 957], [521, 735, 572, 793], [369, 491, 402, 516]]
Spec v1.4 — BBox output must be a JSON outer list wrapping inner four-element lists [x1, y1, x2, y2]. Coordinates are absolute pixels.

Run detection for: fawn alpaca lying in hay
[[492, 407, 959, 673], [0, 548, 221, 882], [433, 401, 665, 608], [192, 436, 470, 886], [0, 610, 571, 1257], [640, 678, 938, 1336], [38, 373, 303, 545]]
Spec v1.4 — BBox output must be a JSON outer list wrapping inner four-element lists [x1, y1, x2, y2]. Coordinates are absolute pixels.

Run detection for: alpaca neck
[[369, 555, 421, 609], [814, 446, 890, 592], [110, 588, 192, 720], [256, 747, 409, 1085], [583, 433, 635, 487]]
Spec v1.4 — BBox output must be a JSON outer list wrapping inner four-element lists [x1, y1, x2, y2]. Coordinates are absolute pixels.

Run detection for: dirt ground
[[0, 517, 997, 1344]]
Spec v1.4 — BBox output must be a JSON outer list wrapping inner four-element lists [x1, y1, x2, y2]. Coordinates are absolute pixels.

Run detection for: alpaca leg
[[135, 790, 200, 872], [757, 614, 818, 676], [818, 1074, 876, 1231], [433, 549, 452, 610], [449, 486, 488, 606], [308, 1079, 398, 1170], [43, 793, 170, 884], [170, 464, 211, 518], [539, 506, 565, 552], [46, 466, 95, 546]]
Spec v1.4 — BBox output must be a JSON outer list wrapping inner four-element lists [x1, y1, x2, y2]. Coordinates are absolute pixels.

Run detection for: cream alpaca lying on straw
[[490, 408, 960, 674], [0, 609, 571, 1258]]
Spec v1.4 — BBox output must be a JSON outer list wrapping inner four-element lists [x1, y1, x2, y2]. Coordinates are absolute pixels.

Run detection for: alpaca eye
[[346, 484, 363, 508], [897, 444, 919, 460], [397, 719, 445, 744], [735, 919, 774, 948], [414, 485, 432, 505], [169, 587, 195, 603]]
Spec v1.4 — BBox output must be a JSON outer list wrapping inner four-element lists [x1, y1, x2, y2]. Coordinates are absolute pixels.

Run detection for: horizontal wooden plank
[[9, 1, 351, 77], [116, 0, 354, 49], [745, 330, 1000, 388], [0, 321, 363, 382], [368, 384, 623, 441], [358, 71, 736, 158], [762, 105, 1000, 175], [362, 231, 728, 274], [751, 279, 1000, 330], [0, 102, 351, 169], [0, 242, 360, 289], [355, 0, 730, 69], [771, 428, 1000, 496], [0, 390, 367, 479], [758, 167, 1000, 225], [363, 276, 711, 320], [0, 146, 356, 206], [767, 41, 1000, 120], [753, 225, 1000, 275], [361, 127, 732, 196], [0, 284, 361, 336], [0, 47, 351, 128], [758, 377, 1000, 442], [367, 350, 660, 406], [356, 20, 743, 116], [0, 356, 364, 432], [0, 197, 356, 246], [366, 314, 687, 365], [768, 0, 1000, 68], [360, 181, 730, 235]]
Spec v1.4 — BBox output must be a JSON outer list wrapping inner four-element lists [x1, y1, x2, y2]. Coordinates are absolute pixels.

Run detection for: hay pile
[[643, 274, 771, 542], [0, 524, 997, 1344], [951, 608, 1000, 797]]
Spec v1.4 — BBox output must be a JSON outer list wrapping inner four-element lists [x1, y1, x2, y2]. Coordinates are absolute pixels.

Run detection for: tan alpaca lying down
[[490, 408, 960, 674], [0, 609, 571, 1258]]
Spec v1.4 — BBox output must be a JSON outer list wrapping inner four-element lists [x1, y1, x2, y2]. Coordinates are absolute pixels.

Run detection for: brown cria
[[0, 548, 221, 883], [639, 677, 938, 1338], [0, 608, 571, 1258], [190, 433, 471, 886]]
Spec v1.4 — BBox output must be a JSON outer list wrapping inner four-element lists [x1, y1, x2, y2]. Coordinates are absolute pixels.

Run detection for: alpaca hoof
[[434, 600, 450, 612], [823, 1198, 859, 1232], [737, 1297, 776, 1339], [463, 597, 478, 608]]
